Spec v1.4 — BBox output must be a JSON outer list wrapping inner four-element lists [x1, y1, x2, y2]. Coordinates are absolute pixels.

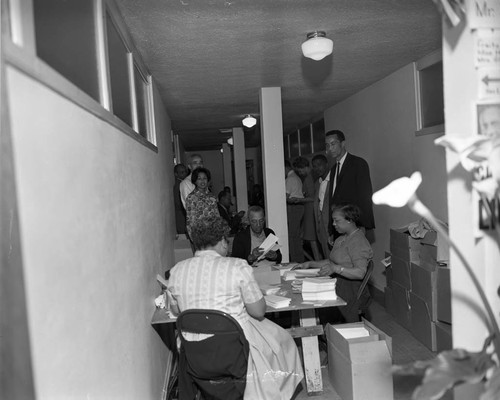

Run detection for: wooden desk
[[152, 279, 346, 395]]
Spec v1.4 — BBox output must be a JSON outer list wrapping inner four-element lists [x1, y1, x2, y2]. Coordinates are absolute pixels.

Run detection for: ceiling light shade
[[227, 137, 234, 145], [242, 115, 257, 128], [301, 31, 333, 61]]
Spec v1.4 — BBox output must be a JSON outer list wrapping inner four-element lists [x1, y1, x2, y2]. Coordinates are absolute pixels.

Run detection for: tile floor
[[292, 301, 437, 400]]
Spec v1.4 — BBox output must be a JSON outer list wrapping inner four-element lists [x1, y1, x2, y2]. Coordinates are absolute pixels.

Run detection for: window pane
[[134, 64, 148, 138], [33, 0, 99, 101], [106, 12, 132, 126], [299, 125, 312, 155], [312, 119, 325, 152], [419, 61, 444, 128]]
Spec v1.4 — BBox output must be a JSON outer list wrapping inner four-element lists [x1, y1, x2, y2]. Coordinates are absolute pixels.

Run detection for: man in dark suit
[[231, 205, 282, 265], [325, 130, 375, 238], [217, 190, 244, 234]]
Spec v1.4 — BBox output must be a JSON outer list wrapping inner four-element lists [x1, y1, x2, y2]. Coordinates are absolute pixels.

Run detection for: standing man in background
[[293, 157, 320, 260], [180, 154, 204, 209], [325, 130, 375, 239], [285, 160, 305, 262], [173, 163, 188, 235], [312, 154, 332, 258]]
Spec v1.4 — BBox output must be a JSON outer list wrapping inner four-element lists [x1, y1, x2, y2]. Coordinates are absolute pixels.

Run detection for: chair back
[[176, 309, 249, 400], [356, 259, 374, 300]]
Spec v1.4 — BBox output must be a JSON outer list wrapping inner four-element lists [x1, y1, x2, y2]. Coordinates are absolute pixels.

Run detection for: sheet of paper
[[156, 274, 168, 288], [256, 233, 279, 261], [336, 326, 371, 339]]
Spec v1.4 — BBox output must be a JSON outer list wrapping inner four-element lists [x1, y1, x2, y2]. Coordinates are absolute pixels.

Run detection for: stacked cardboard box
[[385, 228, 452, 351]]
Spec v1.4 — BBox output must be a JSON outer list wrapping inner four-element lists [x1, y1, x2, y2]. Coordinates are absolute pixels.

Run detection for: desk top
[[151, 279, 346, 325]]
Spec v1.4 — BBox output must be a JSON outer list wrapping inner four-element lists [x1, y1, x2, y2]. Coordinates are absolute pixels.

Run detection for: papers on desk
[[273, 263, 298, 276], [301, 277, 337, 301], [260, 284, 281, 295], [256, 233, 281, 261], [264, 294, 292, 308], [284, 268, 320, 280]]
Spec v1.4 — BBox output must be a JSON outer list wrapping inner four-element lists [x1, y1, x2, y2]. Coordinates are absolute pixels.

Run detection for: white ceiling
[[117, 0, 442, 151]]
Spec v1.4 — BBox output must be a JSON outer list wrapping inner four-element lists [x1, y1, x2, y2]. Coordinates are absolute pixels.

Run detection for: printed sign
[[469, 0, 500, 29], [474, 29, 500, 68]]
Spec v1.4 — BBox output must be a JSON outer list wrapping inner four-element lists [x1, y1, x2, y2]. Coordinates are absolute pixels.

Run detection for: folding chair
[[176, 309, 249, 400], [356, 259, 374, 320]]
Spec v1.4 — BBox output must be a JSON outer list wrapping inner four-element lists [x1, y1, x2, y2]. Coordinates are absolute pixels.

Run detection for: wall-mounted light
[[242, 115, 257, 128], [301, 31, 333, 61], [227, 137, 234, 145]]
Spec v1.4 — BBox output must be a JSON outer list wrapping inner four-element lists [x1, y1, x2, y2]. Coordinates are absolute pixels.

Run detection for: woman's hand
[[291, 261, 311, 270], [318, 263, 337, 277], [266, 250, 277, 261]]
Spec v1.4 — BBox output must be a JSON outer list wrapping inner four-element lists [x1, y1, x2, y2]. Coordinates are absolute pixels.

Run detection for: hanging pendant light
[[301, 31, 333, 61], [242, 115, 257, 128]]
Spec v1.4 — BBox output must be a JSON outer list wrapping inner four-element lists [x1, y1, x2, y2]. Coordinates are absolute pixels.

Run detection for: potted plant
[[372, 134, 500, 399]]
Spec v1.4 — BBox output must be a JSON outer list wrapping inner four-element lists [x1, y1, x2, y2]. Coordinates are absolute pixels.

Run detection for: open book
[[256, 233, 281, 261]]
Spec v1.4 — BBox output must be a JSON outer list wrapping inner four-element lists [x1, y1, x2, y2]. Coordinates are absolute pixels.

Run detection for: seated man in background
[[231, 205, 282, 265], [217, 190, 245, 235]]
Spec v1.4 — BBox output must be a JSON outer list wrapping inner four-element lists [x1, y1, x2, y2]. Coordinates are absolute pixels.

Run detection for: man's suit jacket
[[329, 153, 375, 233], [313, 177, 331, 258], [231, 226, 282, 264]]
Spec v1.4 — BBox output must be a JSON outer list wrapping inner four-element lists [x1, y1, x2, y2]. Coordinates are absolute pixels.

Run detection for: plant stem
[[409, 196, 500, 359]]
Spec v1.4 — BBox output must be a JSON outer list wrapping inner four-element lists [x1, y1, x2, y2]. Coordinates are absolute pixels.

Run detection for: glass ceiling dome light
[[242, 115, 257, 128], [301, 31, 333, 61]]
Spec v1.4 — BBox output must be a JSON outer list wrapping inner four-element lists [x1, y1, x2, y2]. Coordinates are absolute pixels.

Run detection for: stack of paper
[[302, 277, 337, 301], [264, 294, 292, 308]]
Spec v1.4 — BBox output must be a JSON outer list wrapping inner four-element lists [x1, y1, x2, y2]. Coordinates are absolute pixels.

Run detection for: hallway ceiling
[[117, 0, 442, 151]]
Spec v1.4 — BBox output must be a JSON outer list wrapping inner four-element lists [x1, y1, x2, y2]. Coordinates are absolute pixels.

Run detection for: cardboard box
[[437, 266, 452, 324], [384, 287, 395, 316], [390, 228, 421, 263], [410, 261, 438, 320], [420, 243, 449, 267], [385, 266, 393, 290], [391, 255, 411, 290], [410, 292, 437, 351], [327, 320, 393, 400], [421, 228, 450, 261], [392, 281, 411, 331], [435, 321, 452, 351]]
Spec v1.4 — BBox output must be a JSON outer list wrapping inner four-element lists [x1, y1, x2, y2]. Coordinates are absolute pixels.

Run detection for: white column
[[232, 127, 248, 212], [443, 3, 500, 398], [259, 87, 288, 262], [222, 143, 233, 189]]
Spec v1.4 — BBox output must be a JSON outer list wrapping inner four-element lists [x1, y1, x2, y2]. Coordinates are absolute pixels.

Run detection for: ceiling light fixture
[[242, 115, 257, 128], [301, 31, 333, 61], [227, 137, 233, 145]]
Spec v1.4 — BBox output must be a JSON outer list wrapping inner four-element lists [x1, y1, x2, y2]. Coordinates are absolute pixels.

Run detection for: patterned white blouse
[[167, 250, 263, 324]]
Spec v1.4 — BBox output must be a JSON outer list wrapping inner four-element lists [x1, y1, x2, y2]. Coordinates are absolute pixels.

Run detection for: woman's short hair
[[191, 167, 211, 184], [190, 216, 230, 250], [331, 203, 361, 226]]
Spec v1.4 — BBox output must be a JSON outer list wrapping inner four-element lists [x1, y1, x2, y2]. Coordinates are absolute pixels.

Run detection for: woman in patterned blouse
[[168, 217, 303, 399], [185, 167, 220, 237]]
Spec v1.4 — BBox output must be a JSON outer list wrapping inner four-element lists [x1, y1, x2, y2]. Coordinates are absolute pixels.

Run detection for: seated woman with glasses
[[167, 216, 303, 399], [231, 205, 282, 265], [294, 203, 373, 322]]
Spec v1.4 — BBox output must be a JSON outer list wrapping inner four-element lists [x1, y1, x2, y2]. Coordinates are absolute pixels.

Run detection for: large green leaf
[[411, 348, 495, 400]]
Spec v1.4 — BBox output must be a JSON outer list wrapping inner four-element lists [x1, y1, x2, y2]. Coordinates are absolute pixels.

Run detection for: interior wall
[[7, 67, 173, 399], [324, 62, 447, 290]]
